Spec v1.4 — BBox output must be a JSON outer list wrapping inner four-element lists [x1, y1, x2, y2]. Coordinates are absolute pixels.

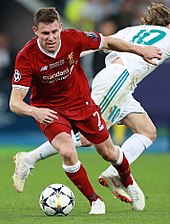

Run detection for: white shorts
[[117, 93, 146, 124], [91, 64, 146, 129]]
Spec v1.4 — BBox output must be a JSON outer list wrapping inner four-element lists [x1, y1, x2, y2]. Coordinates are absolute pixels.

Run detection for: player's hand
[[31, 107, 58, 124], [141, 46, 162, 65], [143, 57, 159, 66]]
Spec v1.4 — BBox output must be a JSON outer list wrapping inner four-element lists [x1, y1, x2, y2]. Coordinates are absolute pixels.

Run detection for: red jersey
[[12, 29, 102, 114]]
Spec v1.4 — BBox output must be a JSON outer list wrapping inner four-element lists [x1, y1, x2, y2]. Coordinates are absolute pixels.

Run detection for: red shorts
[[37, 105, 109, 144]]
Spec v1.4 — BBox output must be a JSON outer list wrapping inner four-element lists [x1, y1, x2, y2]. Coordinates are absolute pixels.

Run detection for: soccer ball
[[39, 183, 75, 216]]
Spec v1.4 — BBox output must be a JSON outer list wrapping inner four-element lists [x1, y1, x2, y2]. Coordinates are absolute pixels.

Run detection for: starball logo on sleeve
[[84, 32, 99, 41], [14, 69, 21, 82]]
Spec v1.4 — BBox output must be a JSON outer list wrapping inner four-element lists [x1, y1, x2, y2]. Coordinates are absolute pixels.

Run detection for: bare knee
[[123, 113, 157, 142], [140, 125, 157, 142], [51, 133, 78, 165], [60, 146, 77, 160], [149, 127, 157, 142]]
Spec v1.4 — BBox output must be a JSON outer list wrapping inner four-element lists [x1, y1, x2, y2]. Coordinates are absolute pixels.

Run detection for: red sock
[[65, 164, 101, 204], [113, 153, 133, 188]]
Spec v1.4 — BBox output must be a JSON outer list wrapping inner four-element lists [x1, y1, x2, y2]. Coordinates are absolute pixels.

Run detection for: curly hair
[[33, 7, 60, 26], [141, 3, 170, 26]]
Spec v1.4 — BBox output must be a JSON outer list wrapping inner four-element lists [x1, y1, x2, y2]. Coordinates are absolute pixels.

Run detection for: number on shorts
[[93, 111, 101, 127], [93, 111, 104, 131]]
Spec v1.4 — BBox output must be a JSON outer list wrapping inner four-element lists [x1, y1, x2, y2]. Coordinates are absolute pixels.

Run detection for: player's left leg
[[12, 141, 58, 193], [62, 161, 105, 214], [95, 136, 145, 211], [99, 112, 156, 207]]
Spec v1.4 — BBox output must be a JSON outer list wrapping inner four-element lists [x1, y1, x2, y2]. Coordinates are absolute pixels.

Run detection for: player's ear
[[32, 26, 38, 35], [59, 23, 63, 31], [167, 24, 170, 29]]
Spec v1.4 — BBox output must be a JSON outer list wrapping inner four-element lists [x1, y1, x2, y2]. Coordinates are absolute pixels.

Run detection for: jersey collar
[[37, 39, 61, 58]]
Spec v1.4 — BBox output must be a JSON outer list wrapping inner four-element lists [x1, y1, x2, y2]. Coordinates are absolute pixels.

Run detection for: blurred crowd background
[[0, 0, 170, 152]]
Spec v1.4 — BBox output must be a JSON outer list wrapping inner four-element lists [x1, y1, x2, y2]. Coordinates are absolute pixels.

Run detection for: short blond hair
[[141, 3, 170, 26]]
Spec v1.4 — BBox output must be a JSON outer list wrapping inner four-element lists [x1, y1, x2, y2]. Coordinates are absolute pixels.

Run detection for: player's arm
[[10, 88, 34, 116], [102, 36, 162, 65], [9, 88, 58, 124], [80, 49, 98, 57]]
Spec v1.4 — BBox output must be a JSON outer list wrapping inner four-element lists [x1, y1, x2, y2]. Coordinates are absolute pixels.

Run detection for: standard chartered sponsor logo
[[42, 66, 74, 84], [42, 74, 69, 83], [43, 68, 69, 80]]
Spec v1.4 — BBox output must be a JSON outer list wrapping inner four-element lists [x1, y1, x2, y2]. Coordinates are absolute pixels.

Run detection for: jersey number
[[131, 29, 166, 45]]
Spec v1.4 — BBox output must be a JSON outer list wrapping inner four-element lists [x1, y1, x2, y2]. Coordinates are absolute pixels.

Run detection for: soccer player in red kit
[[9, 7, 161, 214]]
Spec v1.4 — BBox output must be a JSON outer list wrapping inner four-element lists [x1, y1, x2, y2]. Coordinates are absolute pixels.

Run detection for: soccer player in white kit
[[93, 2, 170, 202], [12, 3, 170, 206]]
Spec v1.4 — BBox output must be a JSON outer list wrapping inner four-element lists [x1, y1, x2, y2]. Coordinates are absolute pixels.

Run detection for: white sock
[[25, 141, 58, 165], [62, 160, 81, 173], [121, 133, 153, 164], [102, 133, 152, 176]]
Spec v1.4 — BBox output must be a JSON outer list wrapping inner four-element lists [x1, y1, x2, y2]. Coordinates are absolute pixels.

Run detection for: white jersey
[[91, 25, 170, 128], [106, 25, 170, 90]]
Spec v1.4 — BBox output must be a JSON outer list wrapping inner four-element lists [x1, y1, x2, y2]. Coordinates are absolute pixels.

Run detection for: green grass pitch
[[0, 146, 170, 224]]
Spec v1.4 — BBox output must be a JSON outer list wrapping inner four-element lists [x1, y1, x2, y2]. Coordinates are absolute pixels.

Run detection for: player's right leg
[[51, 129, 105, 215], [12, 130, 82, 192]]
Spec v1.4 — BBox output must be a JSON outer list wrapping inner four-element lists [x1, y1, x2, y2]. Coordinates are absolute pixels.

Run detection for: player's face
[[33, 20, 62, 53]]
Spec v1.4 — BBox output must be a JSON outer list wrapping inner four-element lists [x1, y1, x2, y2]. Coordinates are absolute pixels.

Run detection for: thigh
[[118, 94, 146, 123], [122, 112, 156, 134], [37, 113, 72, 142], [51, 132, 78, 165]]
